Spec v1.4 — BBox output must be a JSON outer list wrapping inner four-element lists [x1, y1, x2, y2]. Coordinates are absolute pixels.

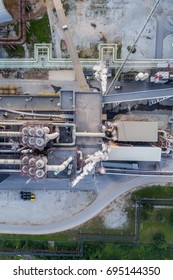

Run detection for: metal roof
[[108, 146, 161, 162], [116, 121, 158, 142], [0, 0, 12, 24]]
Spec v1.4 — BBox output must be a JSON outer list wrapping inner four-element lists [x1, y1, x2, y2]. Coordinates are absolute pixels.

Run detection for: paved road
[[0, 78, 79, 94], [103, 87, 173, 104], [0, 175, 173, 234]]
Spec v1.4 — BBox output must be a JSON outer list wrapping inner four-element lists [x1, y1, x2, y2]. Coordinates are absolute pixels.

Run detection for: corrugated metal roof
[[116, 121, 158, 142], [0, 0, 12, 24], [108, 146, 161, 162]]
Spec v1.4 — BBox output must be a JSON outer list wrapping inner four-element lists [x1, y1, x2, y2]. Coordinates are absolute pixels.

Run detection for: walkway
[[103, 87, 173, 104], [0, 43, 172, 69]]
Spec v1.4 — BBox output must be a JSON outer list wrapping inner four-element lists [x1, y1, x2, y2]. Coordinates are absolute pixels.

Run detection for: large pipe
[[45, 132, 59, 141], [0, 107, 73, 119], [0, 131, 22, 137], [0, 159, 21, 165], [0, 169, 21, 173], [75, 132, 105, 138], [47, 156, 73, 175]]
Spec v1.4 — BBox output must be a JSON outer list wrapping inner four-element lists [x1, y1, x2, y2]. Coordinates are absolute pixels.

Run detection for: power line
[[105, 0, 161, 95]]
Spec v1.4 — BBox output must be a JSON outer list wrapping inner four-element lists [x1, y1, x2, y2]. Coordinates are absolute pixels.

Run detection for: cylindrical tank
[[35, 169, 45, 179], [29, 157, 36, 167], [36, 159, 45, 169], [35, 128, 44, 137], [35, 137, 45, 148]]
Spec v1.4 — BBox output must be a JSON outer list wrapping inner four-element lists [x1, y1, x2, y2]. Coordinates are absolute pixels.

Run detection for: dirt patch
[[25, 69, 48, 80], [3, 0, 19, 20], [27, 0, 47, 19], [99, 195, 129, 229], [4, 0, 46, 21]]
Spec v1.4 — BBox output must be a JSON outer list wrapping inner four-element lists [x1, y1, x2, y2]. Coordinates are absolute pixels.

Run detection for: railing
[[0, 43, 172, 69]]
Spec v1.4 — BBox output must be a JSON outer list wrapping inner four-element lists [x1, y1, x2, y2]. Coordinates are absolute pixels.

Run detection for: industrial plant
[[0, 0, 173, 236]]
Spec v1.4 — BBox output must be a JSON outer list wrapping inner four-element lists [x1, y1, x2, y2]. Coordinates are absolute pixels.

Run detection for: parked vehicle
[[20, 191, 35, 201]]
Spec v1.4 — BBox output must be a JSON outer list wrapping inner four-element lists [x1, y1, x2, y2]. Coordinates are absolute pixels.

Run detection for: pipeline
[[0, 131, 21, 137], [75, 132, 105, 138], [0, 159, 21, 165], [0, 0, 26, 45], [47, 156, 73, 175], [0, 107, 73, 119], [45, 132, 59, 142], [0, 169, 20, 173]]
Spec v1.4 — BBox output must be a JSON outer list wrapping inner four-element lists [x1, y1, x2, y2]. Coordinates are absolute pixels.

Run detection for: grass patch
[[140, 207, 173, 244], [4, 45, 25, 58], [26, 13, 51, 45], [99, 243, 173, 260], [0, 231, 76, 242], [131, 185, 173, 201]]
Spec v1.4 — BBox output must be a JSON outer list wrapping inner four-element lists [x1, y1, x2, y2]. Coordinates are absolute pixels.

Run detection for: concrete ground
[[0, 189, 97, 225], [46, 0, 173, 60], [48, 70, 75, 81]]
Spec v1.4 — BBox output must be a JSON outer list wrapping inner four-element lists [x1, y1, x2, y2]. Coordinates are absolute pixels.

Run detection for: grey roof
[[0, 0, 12, 24], [116, 121, 158, 142]]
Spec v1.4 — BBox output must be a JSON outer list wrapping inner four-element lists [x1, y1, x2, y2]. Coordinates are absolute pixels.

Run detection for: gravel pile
[[100, 196, 128, 229]]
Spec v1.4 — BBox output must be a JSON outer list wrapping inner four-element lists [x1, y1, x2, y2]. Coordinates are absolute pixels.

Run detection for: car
[[114, 85, 122, 90], [62, 25, 68, 31], [30, 194, 35, 201], [20, 191, 35, 201]]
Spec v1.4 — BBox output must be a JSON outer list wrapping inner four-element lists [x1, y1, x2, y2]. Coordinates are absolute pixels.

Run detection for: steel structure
[[52, 0, 89, 92]]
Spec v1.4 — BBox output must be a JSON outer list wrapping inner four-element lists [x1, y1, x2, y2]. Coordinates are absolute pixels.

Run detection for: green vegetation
[[26, 14, 51, 45], [153, 233, 167, 250], [0, 231, 76, 242], [4, 45, 25, 58], [140, 207, 173, 244], [83, 243, 173, 260], [131, 185, 173, 201]]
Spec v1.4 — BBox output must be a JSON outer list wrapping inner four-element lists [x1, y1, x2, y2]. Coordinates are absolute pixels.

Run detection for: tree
[[153, 233, 167, 250]]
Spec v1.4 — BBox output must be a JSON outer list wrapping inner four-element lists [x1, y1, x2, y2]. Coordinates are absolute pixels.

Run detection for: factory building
[[116, 121, 158, 142], [108, 146, 161, 162], [105, 120, 161, 163], [0, 90, 103, 183]]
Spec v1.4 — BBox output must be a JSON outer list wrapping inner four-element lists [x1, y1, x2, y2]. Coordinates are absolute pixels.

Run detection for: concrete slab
[[49, 70, 75, 81], [60, 90, 74, 111], [75, 91, 102, 132], [75, 91, 102, 156]]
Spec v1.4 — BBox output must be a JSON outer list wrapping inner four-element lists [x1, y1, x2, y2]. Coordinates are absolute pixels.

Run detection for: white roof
[[108, 146, 161, 162], [0, 0, 12, 24]]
